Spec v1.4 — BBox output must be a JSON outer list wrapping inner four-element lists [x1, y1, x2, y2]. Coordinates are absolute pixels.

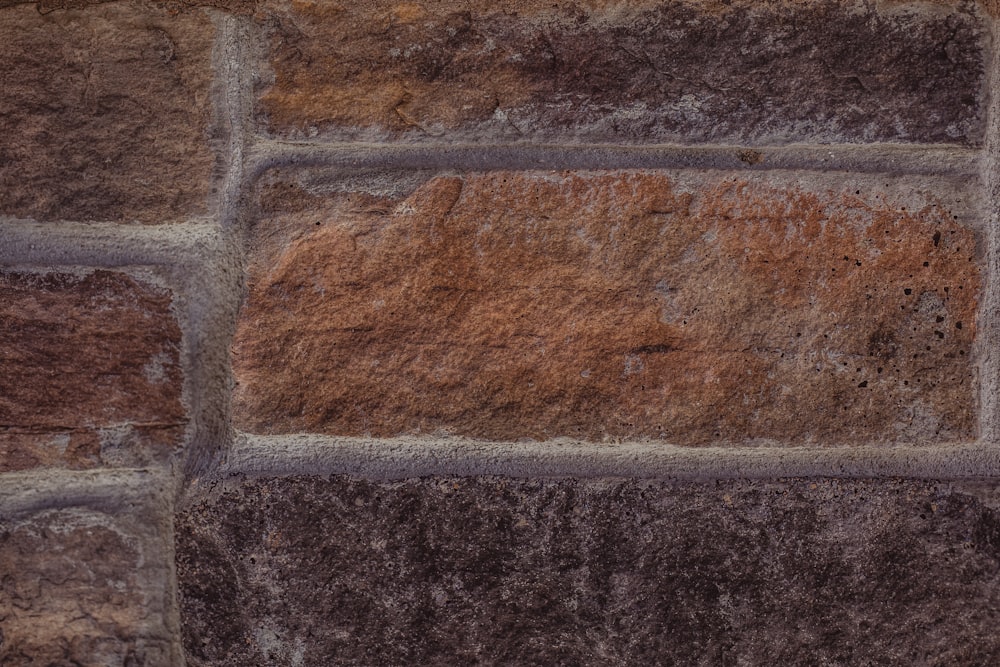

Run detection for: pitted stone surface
[[0, 270, 185, 470], [234, 171, 979, 445], [256, 0, 987, 144], [176, 476, 1000, 666], [0, 1, 217, 222]]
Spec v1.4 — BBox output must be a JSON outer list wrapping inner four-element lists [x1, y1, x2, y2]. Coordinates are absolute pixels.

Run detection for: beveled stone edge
[[217, 434, 1000, 481]]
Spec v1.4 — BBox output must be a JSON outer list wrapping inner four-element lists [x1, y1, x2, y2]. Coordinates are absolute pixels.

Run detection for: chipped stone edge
[[215, 434, 1000, 482], [0, 467, 183, 667]]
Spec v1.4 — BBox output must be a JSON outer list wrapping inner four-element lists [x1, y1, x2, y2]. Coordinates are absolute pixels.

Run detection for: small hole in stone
[[904, 288, 912, 295], [956, 322, 963, 329]]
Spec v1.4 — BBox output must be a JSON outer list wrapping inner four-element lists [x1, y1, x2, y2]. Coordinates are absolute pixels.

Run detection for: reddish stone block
[[234, 171, 979, 445], [0, 270, 185, 469], [0, 2, 218, 222], [256, 0, 986, 144]]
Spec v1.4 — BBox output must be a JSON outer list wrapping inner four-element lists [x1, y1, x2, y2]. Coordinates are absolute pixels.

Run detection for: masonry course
[[1, 0, 999, 662]]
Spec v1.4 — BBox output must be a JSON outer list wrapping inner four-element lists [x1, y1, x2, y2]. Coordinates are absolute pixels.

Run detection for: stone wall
[[3, 0, 1000, 664]]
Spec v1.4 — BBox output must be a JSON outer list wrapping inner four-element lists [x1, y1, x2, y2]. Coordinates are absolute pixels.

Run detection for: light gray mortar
[[179, 13, 256, 480], [216, 13, 254, 227], [979, 15, 1000, 446], [219, 434, 1000, 482], [248, 141, 981, 179]]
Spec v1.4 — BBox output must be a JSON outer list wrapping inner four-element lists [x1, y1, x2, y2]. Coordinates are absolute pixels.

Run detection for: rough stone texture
[[0, 1, 218, 223], [177, 475, 1000, 665], [0, 0, 257, 13], [234, 171, 979, 445], [256, 0, 987, 144], [0, 484, 177, 666], [0, 270, 186, 470]]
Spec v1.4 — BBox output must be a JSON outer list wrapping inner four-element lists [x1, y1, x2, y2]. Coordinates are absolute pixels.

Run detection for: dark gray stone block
[[177, 476, 1000, 665]]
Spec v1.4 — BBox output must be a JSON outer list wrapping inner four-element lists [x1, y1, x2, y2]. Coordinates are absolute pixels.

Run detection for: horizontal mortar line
[[247, 140, 982, 177], [0, 218, 225, 267], [0, 468, 170, 516], [223, 434, 1000, 481]]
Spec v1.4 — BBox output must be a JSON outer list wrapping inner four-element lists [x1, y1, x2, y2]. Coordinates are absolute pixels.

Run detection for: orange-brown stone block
[[234, 171, 979, 445], [0, 270, 185, 469], [256, 0, 986, 144], [0, 2, 217, 222]]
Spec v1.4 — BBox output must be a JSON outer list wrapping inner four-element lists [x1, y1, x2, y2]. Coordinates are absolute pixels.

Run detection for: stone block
[[234, 170, 979, 445], [1, 473, 177, 666], [0, 1, 218, 222], [256, 0, 987, 144], [0, 270, 185, 470], [177, 475, 1000, 665]]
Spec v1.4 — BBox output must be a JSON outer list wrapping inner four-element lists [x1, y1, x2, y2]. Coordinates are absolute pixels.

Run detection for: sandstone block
[[257, 0, 986, 144], [0, 270, 185, 470], [0, 2, 218, 222], [177, 475, 1000, 665], [234, 171, 979, 445], [0, 478, 176, 666]]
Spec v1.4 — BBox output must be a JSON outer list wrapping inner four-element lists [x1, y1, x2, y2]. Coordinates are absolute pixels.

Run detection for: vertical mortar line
[[165, 13, 257, 664], [219, 15, 254, 227], [979, 11, 1000, 447], [180, 13, 256, 481], [160, 485, 186, 667]]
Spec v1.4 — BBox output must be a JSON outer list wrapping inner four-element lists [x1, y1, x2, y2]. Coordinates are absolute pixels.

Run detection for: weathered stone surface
[[257, 0, 986, 144], [0, 0, 257, 13], [0, 270, 185, 470], [1, 485, 176, 666], [177, 475, 1000, 665], [234, 171, 979, 445], [0, 2, 217, 222]]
